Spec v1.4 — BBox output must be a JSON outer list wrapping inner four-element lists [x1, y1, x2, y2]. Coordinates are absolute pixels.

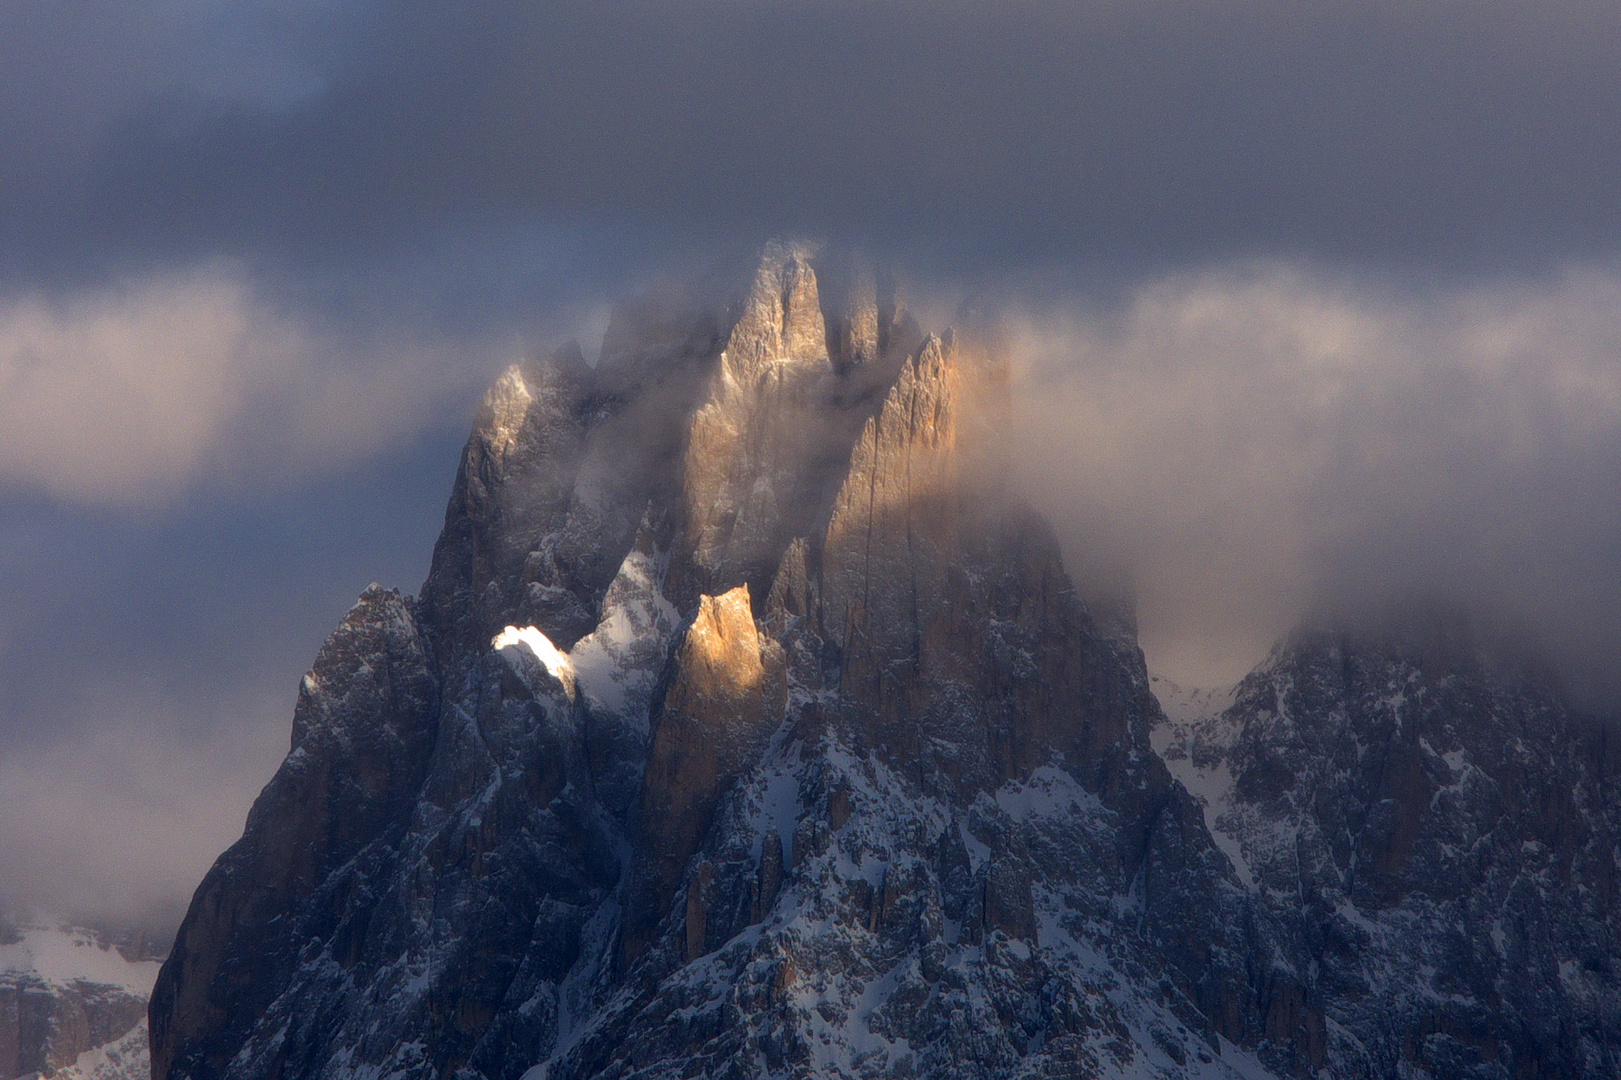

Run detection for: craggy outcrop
[[150, 587, 439, 1080], [151, 243, 1621, 1080], [1157, 615, 1621, 1077], [419, 348, 595, 662], [0, 923, 154, 1080], [670, 242, 839, 606], [623, 586, 787, 964]]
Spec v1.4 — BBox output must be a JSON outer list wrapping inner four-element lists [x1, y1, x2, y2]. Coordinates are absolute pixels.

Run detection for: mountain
[[1155, 614, 1621, 1077], [148, 243, 1621, 1080], [1, 920, 162, 1080]]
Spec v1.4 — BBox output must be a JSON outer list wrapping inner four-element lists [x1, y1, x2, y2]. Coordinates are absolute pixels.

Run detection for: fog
[[1010, 260, 1621, 699]]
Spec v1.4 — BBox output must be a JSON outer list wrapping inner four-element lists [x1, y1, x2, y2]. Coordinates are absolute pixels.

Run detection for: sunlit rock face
[[151, 243, 1620, 1080], [669, 241, 838, 607], [623, 585, 788, 966]]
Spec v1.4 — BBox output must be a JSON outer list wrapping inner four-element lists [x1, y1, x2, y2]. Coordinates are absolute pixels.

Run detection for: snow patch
[[567, 541, 679, 726], [744, 761, 803, 867], [48, 1018, 151, 1080], [992, 765, 1103, 823], [494, 625, 578, 698], [0, 925, 162, 995], [1148, 675, 1258, 888]]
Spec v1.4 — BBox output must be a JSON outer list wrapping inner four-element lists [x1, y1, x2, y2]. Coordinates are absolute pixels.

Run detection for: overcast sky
[[3, 0, 1620, 927]]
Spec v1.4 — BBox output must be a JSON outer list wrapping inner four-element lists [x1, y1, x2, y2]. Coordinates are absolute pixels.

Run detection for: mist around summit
[[96, 244, 1615, 1080], [4, 249, 1621, 939], [1, 2, 1620, 1076]]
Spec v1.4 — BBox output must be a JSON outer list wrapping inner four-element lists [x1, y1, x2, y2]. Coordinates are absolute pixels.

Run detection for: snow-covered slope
[[1148, 676, 1256, 887], [1, 923, 159, 1080], [1151, 631, 1621, 1077], [0, 926, 162, 996]]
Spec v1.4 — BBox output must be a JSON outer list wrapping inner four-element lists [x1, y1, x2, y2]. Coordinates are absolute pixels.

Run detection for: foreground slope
[[151, 245, 1619, 1080]]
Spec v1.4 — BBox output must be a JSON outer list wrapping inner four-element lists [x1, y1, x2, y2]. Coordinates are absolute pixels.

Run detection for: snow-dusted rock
[[150, 244, 1621, 1080], [0, 922, 160, 1080], [1153, 619, 1621, 1077]]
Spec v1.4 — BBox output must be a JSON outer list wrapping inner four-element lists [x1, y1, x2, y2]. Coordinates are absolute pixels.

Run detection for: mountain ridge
[[1, 919, 159, 1080], [147, 244, 1621, 1080]]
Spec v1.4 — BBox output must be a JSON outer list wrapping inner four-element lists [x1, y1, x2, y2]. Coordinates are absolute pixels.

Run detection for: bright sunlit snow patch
[[493, 625, 578, 697]]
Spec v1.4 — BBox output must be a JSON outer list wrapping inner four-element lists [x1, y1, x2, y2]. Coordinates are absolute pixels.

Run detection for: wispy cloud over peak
[[1011, 259, 1621, 697], [0, 265, 518, 506]]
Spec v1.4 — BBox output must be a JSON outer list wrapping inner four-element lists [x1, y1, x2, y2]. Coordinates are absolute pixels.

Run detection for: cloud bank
[[0, 693, 288, 928], [3, 252, 1620, 926], [1013, 261, 1621, 699], [1, 0, 1618, 925], [0, 264, 583, 504]]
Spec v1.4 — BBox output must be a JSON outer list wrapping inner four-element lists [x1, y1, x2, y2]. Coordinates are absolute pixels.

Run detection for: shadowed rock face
[[152, 243, 1620, 1080], [419, 348, 596, 664], [1171, 626, 1621, 1077], [149, 586, 440, 1080]]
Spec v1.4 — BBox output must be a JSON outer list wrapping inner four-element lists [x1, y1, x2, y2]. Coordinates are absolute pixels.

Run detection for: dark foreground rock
[[1156, 614, 1621, 1078]]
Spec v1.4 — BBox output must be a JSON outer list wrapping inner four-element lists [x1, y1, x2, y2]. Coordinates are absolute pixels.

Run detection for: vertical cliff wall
[[150, 244, 1621, 1080]]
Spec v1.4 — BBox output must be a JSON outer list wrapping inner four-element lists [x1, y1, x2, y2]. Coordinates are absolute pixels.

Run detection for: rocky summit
[[149, 243, 1621, 1080]]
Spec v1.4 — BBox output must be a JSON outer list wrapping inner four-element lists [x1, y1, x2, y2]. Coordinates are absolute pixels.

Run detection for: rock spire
[[148, 242, 1621, 1080]]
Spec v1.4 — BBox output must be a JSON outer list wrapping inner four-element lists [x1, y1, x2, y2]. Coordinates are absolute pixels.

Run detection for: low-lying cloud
[[0, 266, 527, 505], [0, 249, 1619, 927], [1012, 261, 1621, 699], [2, 0, 1616, 935], [0, 682, 289, 929]]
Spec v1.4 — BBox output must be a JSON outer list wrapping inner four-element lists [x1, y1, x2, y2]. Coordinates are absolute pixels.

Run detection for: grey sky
[[1, 0, 1619, 925], [5, 0, 1621, 275]]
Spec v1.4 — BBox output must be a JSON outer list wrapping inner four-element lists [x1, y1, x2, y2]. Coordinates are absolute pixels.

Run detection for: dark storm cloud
[[5, 0, 1621, 276]]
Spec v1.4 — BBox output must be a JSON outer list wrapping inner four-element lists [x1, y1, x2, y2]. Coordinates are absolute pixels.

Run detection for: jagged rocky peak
[[1219, 605, 1586, 906], [625, 584, 787, 963], [150, 585, 439, 1080], [418, 344, 597, 661], [149, 239, 1621, 1080], [827, 261, 879, 372], [726, 239, 830, 376], [1153, 602, 1621, 1077], [813, 249, 919, 372], [820, 331, 963, 676], [785, 327, 1147, 796], [670, 242, 837, 604]]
